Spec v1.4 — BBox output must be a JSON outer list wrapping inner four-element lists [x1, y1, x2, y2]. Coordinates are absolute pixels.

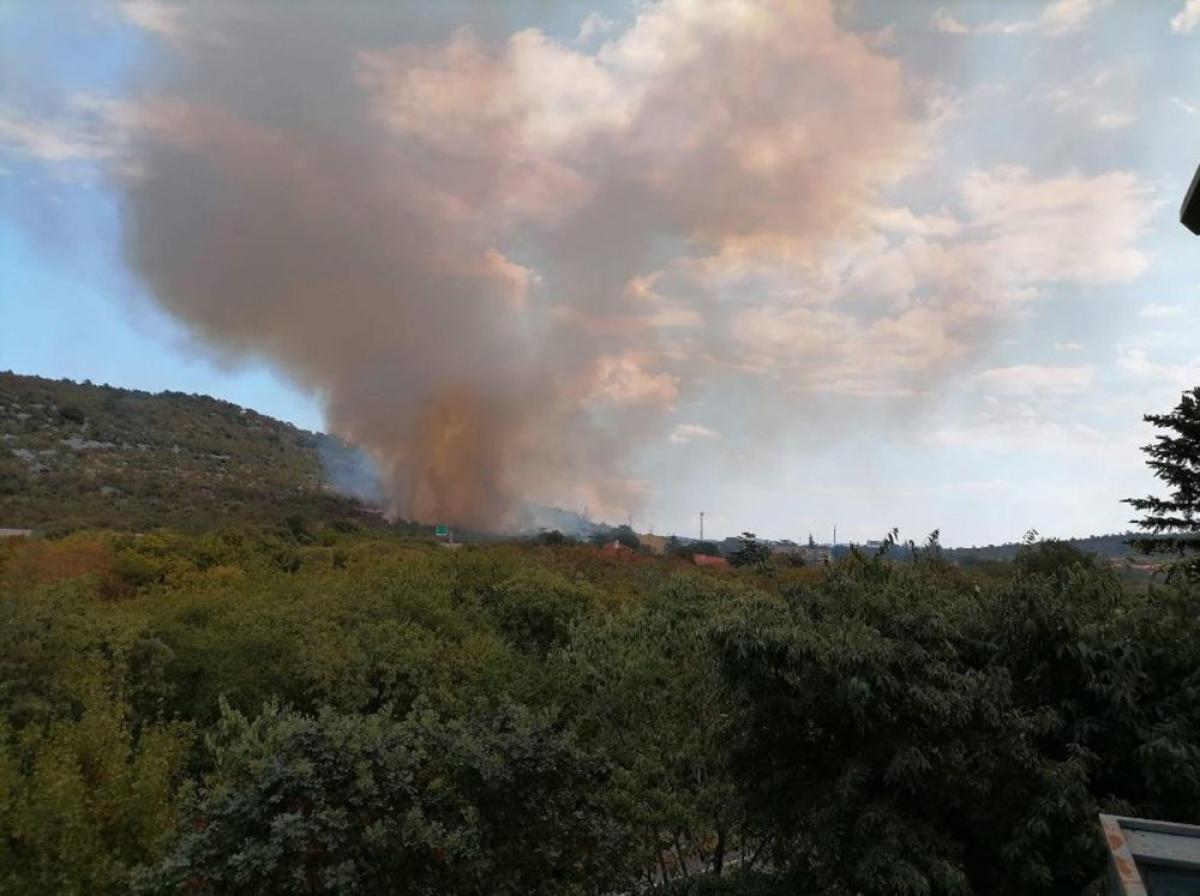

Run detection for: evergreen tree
[[1124, 386, 1200, 575]]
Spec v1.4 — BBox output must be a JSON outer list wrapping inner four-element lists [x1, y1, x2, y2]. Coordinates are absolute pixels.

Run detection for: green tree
[[0, 688, 190, 896], [484, 568, 598, 654], [549, 577, 755, 887], [1125, 386, 1200, 576], [1013, 531, 1095, 580], [717, 559, 1200, 895], [730, 533, 770, 568], [136, 698, 623, 895]]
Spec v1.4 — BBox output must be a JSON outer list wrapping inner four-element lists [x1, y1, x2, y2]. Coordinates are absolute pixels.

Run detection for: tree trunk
[[712, 826, 727, 876], [672, 830, 690, 879]]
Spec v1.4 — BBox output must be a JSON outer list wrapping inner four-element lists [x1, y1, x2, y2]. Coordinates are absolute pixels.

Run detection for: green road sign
[[435, 525, 449, 537]]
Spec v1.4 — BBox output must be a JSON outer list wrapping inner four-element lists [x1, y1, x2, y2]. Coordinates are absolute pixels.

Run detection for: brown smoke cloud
[[115, 0, 921, 528]]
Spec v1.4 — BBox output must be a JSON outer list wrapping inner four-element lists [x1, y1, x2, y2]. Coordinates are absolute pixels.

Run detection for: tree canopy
[[2, 527, 1198, 894], [1125, 386, 1200, 576]]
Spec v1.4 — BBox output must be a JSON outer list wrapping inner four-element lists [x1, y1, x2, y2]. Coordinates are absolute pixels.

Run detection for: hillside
[[0, 372, 1155, 557], [943, 532, 1141, 564], [0, 371, 379, 532], [820, 533, 1142, 564]]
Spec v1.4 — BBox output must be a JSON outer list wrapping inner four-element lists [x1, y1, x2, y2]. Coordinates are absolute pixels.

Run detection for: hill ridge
[[0, 370, 377, 532]]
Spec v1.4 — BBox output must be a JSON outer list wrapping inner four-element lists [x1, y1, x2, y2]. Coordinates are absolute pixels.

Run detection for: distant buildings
[[770, 540, 831, 565], [602, 528, 834, 567]]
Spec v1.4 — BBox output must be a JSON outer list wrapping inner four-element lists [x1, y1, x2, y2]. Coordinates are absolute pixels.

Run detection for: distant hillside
[[0, 371, 382, 533], [942, 532, 1142, 564], [823, 533, 1143, 565]]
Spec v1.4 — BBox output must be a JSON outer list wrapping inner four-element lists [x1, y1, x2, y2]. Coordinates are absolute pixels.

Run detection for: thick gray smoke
[[112, 0, 920, 527]]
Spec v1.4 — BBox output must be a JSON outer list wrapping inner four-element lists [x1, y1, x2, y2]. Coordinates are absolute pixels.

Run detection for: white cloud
[[576, 11, 614, 44], [697, 161, 1152, 397], [1139, 303, 1186, 319], [1028, 67, 1136, 131], [1118, 347, 1199, 386], [932, 9, 969, 34], [586, 354, 679, 407], [0, 107, 112, 161], [669, 423, 719, 443], [1171, 0, 1200, 34], [958, 166, 1152, 286], [973, 364, 1095, 398], [0, 94, 152, 170], [481, 248, 535, 311], [1054, 341, 1084, 352], [119, 1, 186, 42], [730, 304, 966, 396], [1093, 111, 1135, 130], [928, 418, 1107, 454], [935, 0, 1107, 36], [870, 206, 960, 237]]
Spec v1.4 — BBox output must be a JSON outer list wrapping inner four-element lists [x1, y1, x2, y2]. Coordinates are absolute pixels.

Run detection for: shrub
[[57, 405, 86, 425], [134, 699, 622, 895], [0, 691, 191, 896]]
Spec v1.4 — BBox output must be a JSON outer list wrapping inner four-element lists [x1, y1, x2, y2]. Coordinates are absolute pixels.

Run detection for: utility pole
[[833, 524, 837, 551], [700, 511, 705, 542]]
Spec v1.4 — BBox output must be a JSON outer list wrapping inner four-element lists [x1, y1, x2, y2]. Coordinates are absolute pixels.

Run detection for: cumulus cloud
[[713, 163, 1152, 394], [587, 355, 679, 407], [1118, 347, 1199, 386], [1171, 0, 1200, 34], [957, 166, 1151, 286], [576, 11, 615, 45], [729, 304, 966, 397]]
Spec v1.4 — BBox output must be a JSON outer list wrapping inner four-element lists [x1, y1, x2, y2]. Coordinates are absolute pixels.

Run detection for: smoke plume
[[114, 0, 921, 527]]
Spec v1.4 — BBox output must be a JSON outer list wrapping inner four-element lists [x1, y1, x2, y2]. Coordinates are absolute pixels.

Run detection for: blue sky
[[0, 2, 325, 429], [3, 0, 1200, 545]]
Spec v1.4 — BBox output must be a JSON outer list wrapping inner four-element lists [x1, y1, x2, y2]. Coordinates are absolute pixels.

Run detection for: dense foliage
[[1, 524, 1197, 894]]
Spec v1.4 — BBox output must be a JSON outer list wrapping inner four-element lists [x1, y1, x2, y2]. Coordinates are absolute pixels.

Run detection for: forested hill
[[0, 371, 379, 532], [943, 532, 1140, 564]]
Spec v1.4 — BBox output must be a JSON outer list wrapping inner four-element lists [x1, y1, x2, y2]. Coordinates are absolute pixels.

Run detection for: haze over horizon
[[3, 0, 1200, 546]]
